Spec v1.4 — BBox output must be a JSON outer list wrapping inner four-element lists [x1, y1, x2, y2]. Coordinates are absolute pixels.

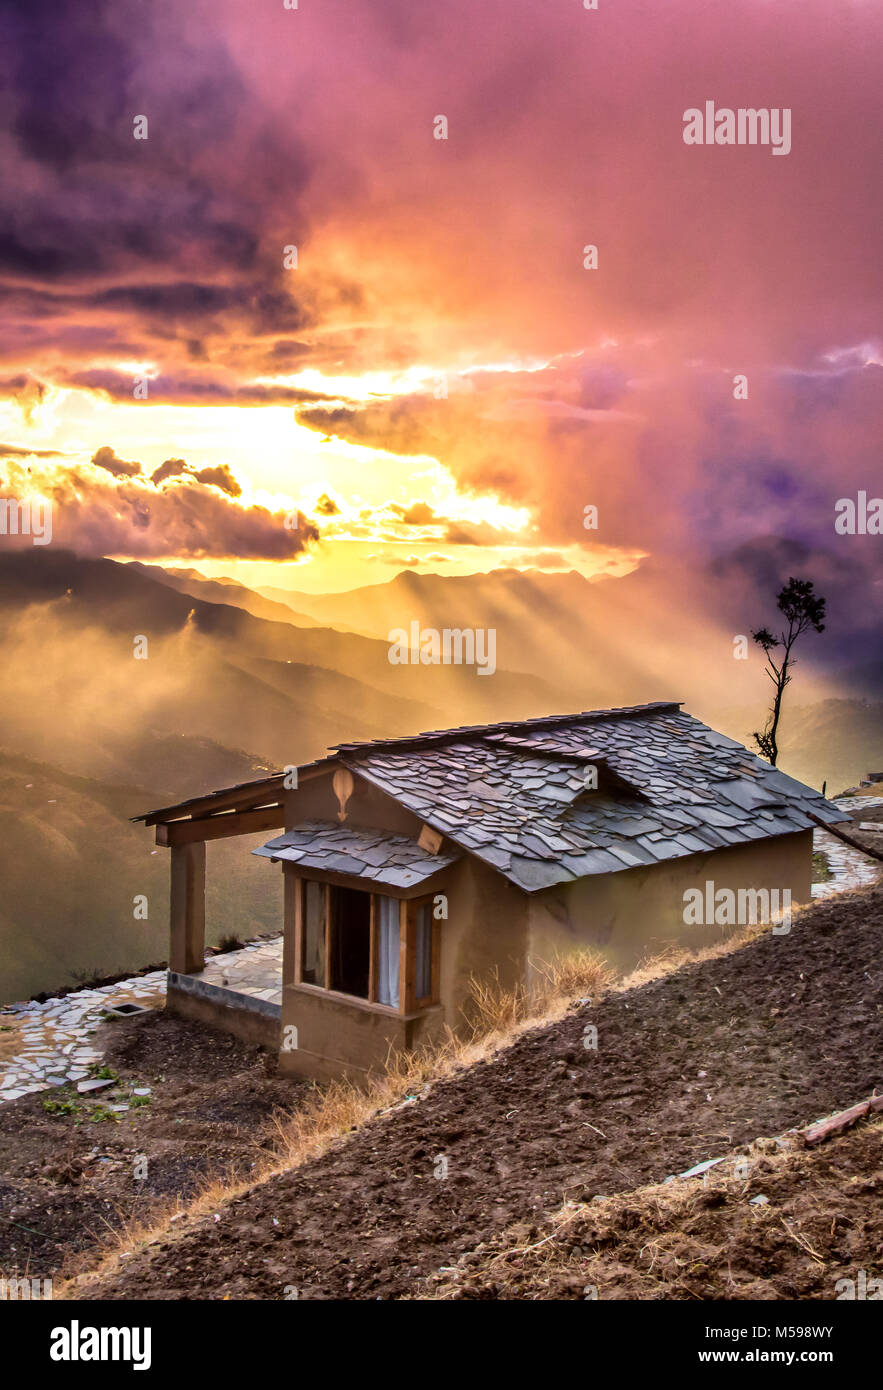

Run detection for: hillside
[[0, 551, 558, 777], [0, 749, 281, 1002], [260, 561, 883, 791], [38, 880, 882, 1301]]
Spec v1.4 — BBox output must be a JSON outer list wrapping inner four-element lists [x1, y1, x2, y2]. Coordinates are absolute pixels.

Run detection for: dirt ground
[[422, 1121, 883, 1300], [64, 880, 882, 1301], [0, 1012, 301, 1277]]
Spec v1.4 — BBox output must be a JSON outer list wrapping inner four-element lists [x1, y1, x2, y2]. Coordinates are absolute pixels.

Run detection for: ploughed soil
[[0, 1013, 301, 1277], [75, 882, 882, 1301], [423, 1121, 883, 1300]]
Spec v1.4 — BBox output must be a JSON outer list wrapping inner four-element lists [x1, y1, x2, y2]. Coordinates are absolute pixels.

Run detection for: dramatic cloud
[[0, 457, 319, 561], [192, 464, 241, 498], [148, 458, 241, 496], [150, 458, 188, 486], [0, 443, 68, 459], [92, 445, 142, 479], [0, 0, 879, 604]]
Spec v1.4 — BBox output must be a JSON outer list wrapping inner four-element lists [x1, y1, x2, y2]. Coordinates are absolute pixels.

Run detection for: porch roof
[[254, 819, 461, 888]]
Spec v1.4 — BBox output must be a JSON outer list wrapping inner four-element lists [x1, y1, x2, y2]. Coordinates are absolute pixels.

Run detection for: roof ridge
[[330, 701, 683, 757]]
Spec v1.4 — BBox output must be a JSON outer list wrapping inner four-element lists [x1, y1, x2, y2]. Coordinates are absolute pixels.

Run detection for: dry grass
[[466, 949, 613, 1036]]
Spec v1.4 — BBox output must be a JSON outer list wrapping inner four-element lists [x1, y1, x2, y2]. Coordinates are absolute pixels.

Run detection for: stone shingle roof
[[330, 704, 846, 892], [254, 820, 460, 888]]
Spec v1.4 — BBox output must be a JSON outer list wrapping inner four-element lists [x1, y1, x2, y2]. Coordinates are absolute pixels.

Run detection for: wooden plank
[[156, 803, 285, 847], [801, 1094, 883, 1146], [169, 842, 206, 975], [141, 761, 336, 826], [430, 916, 442, 1006], [418, 823, 443, 855], [285, 867, 300, 987], [144, 779, 284, 826], [399, 899, 417, 1015], [368, 893, 377, 1004], [281, 865, 445, 900]]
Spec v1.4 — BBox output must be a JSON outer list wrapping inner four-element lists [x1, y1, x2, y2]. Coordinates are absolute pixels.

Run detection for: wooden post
[[399, 899, 416, 1014], [169, 842, 206, 975], [368, 893, 377, 1004], [284, 867, 300, 986]]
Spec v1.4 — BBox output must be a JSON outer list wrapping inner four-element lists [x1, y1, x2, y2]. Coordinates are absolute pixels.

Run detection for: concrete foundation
[[166, 974, 280, 1050]]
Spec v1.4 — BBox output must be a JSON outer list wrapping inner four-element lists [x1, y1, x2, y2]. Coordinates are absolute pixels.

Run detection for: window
[[329, 886, 370, 998], [295, 880, 438, 1012]]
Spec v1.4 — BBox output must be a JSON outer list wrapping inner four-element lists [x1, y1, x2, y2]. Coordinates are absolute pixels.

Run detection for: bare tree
[[751, 577, 826, 767]]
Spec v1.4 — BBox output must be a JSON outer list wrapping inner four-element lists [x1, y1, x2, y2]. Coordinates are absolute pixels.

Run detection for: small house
[[136, 702, 845, 1081]]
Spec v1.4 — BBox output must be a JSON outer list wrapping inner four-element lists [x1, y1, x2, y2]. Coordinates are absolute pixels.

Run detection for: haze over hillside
[[0, 546, 879, 1001], [261, 536, 883, 744]]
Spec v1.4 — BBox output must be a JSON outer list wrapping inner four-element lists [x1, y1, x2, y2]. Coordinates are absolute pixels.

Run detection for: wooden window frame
[[407, 896, 441, 1010], [291, 875, 440, 1014]]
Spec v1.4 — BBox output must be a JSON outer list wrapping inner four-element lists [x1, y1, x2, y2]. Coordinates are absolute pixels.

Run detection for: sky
[[0, 0, 880, 593]]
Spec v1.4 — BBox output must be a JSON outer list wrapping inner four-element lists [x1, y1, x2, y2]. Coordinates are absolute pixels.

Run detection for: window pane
[[302, 880, 325, 985], [375, 896, 400, 1008], [416, 903, 432, 1001], [328, 886, 371, 999]]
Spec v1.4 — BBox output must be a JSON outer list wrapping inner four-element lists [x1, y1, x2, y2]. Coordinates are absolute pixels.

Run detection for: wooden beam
[[169, 842, 206, 975], [285, 864, 450, 900], [156, 803, 285, 847], [142, 761, 336, 826], [430, 917, 441, 1006], [807, 812, 883, 864], [144, 779, 284, 826]]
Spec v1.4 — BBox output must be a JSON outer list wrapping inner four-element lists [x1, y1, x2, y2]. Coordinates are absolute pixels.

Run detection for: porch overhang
[[254, 820, 461, 889]]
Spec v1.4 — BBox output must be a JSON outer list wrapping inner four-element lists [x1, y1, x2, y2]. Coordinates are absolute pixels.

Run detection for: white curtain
[[376, 896, 400, 1007]]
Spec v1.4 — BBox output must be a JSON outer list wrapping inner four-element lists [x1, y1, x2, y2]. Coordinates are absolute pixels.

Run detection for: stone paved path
[[197, 938, 282, 1004], [811, 795, 883, 901], [0, 938, 282, 1105]]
